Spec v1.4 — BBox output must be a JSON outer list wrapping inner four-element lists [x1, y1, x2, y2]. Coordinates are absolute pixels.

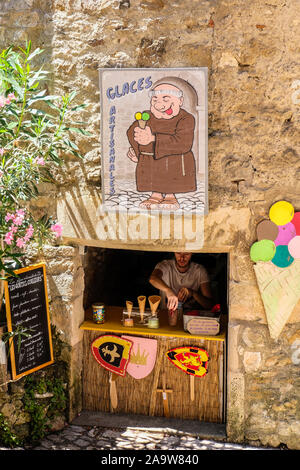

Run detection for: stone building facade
[[1, 0, 300, 449]]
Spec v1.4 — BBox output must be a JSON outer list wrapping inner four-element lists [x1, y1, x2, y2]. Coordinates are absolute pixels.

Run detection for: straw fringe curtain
[[83, 330, 224, 423]]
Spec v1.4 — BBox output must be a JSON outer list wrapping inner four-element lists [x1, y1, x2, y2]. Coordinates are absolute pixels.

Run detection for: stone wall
[[1, 0, 300, 449], [0, 244, 83, 443]]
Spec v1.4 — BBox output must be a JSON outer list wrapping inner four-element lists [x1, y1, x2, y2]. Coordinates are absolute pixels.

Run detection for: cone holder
[[148, 295, 161, 316], [122, 307, 152, 326], [138, 295, 146, 323]]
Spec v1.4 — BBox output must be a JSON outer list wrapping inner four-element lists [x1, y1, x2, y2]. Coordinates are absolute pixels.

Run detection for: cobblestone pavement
[[1, 424, 279, 452], [102, 183, 206, 214]]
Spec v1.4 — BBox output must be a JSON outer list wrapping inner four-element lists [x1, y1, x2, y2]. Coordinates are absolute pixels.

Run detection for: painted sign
[[251, 201, 300, 340], [166, 346, 209, 377], [99, 68, 208, 215], [91, 334, 133, 376], [4, 263, 54, 380], [122, 335, 157, 379]]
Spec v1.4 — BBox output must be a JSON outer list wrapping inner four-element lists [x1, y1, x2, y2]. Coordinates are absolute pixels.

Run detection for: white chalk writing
[[8, 268, 50, 374]]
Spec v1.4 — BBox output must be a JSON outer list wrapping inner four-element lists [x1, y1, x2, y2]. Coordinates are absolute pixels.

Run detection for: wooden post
[[149, 348, 164, 416], [109, 372, 118, 411], [190, 375, 195, 401], [156, 369, 173, 418]]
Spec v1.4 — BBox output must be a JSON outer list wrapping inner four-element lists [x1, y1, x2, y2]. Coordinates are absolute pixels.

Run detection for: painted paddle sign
[[91, 335, 133, 377], [121, 335, 157, 379], [166, 346, 209, 377]]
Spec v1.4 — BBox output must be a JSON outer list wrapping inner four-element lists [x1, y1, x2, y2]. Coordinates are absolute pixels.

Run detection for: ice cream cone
[[138, 120, 147, 129], [126, 301, 133, 317], [253, 260, 300, 340], [135, 112, 150, 130], [148, 295, 161, 316], [138, 295, 146, 322]]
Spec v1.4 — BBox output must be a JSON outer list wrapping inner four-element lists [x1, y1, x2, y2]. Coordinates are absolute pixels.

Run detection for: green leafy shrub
[[0, 40, 90, 279]]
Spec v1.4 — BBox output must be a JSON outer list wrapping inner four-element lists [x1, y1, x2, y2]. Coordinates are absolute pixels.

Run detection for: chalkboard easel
[[4, 263, 54, 380]]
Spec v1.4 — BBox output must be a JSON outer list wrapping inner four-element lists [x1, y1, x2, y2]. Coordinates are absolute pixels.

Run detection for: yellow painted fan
[[166, 346, 209, 402]]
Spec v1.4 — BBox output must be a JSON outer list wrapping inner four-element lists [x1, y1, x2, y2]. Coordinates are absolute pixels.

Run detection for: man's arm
[[149, 268, 178, 310], [178, 282, 213, 309], [190, 282, 214, 309]]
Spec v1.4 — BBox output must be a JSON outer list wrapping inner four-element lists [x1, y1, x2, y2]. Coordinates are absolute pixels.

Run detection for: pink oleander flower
[[6, 92, 16, 105], [13, 214, 24, 226], [5, 212, 14, 222], [16, 209, 25, 217], [10, 209, 25, 226], [50, 223, 63, 238], [24, 224, 34, 242], [16, 237, 25, 248], [4, 231, 14, 245], [35, 157, 45, 166], [5, 209, 25, 225], [0, 148, 4, 156], [0, 96, 5, 107]]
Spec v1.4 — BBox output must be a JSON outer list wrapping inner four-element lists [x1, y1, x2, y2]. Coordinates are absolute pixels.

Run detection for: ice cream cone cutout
[[254, 260, 300, 340], [126, 301, 133, 317], [138, 295, 146, 322], [148, 295, 161, 316], [250, 200, 300, 340], [135, 112, 150, 129]]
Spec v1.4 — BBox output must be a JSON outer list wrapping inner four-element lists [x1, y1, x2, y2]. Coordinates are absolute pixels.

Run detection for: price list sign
[[4, 263, 54, 380]]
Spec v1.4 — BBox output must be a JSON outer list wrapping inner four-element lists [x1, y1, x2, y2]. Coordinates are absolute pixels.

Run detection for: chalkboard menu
[[4, 263, 54, 380]]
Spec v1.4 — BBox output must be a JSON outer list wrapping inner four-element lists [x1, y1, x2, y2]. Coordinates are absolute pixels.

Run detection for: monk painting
[[126, 82, 197, 210]]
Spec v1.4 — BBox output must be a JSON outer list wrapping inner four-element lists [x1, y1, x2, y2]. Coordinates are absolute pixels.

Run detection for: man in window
[[149, 252, 213, 311]]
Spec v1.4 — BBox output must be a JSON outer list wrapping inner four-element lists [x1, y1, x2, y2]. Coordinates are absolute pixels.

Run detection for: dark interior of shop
[[84, 249, 228, 315]]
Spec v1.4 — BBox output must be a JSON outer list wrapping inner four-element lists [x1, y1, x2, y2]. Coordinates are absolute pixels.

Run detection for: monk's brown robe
[[127, 109, 196, 194]]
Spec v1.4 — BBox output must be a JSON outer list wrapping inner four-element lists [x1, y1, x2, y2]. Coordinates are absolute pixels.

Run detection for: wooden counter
[[80, 305, 226, 342], [81, 306, 227, 424]]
